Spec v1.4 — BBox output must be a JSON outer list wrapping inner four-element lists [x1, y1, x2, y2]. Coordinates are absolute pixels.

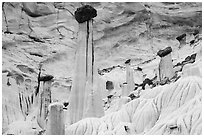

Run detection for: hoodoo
[[68, 5, 102, 124], [37, 75, 54, 129], [122, 59, 135, 96], [157, 47, 175, 82]]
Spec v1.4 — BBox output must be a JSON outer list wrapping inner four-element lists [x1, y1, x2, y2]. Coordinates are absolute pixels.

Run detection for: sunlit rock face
[[65, 76, 202, 135], [2, 2, 202, 135]]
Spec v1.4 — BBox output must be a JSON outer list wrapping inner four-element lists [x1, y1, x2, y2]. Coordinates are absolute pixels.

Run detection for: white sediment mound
[[65, 76, 202, 135]]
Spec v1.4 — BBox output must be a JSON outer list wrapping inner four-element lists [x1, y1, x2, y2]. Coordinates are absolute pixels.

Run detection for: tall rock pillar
[[37, 75, 53, 130], [123, 59, 135, 96], [68, 5, 97, 124]]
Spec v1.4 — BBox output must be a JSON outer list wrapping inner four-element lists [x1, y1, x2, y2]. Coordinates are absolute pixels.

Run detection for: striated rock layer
[[65, 76, 202, 135]]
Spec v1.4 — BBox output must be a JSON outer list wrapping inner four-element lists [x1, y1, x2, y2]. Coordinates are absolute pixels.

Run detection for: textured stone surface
[[65, 76, 202, 135]]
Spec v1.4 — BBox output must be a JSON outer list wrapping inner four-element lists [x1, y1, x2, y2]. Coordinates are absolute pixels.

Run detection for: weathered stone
[[74, 5, 97, 23], [157, 47, 172, 57], [46, 102, 65, 135], [107, 94, 113, 99], [106, 81, 114, 91], [157, 47, 175, 82], [122, 59, 135, 96], [69, 9, 104, 124], [39, 75, 54, 82], [176, 33, 186, 41], [125, 59, 131, 64], [37, 80, 52, 129], [22, 2, 55, 18]]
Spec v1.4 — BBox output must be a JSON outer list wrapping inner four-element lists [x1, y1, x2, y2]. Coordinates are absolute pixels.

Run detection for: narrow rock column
[[46, 102, 65, 135], [83, 68, 105, 118], [37, 75, 53, 130], [33, 64, 42, 108], [157, 47, 175, 82], [123, 59, 135, 96], [68, 5, 97, 124]]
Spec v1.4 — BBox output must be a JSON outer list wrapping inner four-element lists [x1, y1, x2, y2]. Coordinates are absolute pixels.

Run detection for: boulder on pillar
[[74, 5, 97, 23], [123, 59, 135, 96], [157, 47, 175, 82], [37, 75, 53, 129], [157, 47, 172, 58], [124, 59, 131, 65]]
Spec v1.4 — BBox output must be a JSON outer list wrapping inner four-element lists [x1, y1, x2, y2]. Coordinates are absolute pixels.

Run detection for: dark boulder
[[142, 78, 153, 90], [74, 5, 97, 23], [190, 40, 195, 45], [125, 59, 131, 64], [134, 86, 138, 90], [157, 47, 172, 57], [107, 94, 113, 99], [63, 102, 69, 107], [136, 66, 142, 71], [106, 81, 114, 90], [39, 75, 54, 82], [176, 34, 186, 42]]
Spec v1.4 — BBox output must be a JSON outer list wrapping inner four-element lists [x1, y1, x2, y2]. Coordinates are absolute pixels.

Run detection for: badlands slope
[[2, 2, 202, 135]]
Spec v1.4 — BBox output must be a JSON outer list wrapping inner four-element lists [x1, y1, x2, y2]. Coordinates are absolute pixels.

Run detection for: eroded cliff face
[[2, 2, 202, 134]]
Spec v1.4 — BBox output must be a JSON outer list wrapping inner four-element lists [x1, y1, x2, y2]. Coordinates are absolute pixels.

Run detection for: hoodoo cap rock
[[125, 59, 131, 64], [157, 47, 172, 57], [39, 75, 54, 82], [74, 5, 97, 23], [176, 33, 186, 42]]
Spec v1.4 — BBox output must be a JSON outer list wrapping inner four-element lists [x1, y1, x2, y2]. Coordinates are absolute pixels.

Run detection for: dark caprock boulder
[[157, 47, 172, 57], [106, 81, 114, 90], [125, 59, 131, 64], [107, 94, 113, 99], [176, 33, 186, 42], [39, 75, 54, 82], [74, 5, 97, 23]]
